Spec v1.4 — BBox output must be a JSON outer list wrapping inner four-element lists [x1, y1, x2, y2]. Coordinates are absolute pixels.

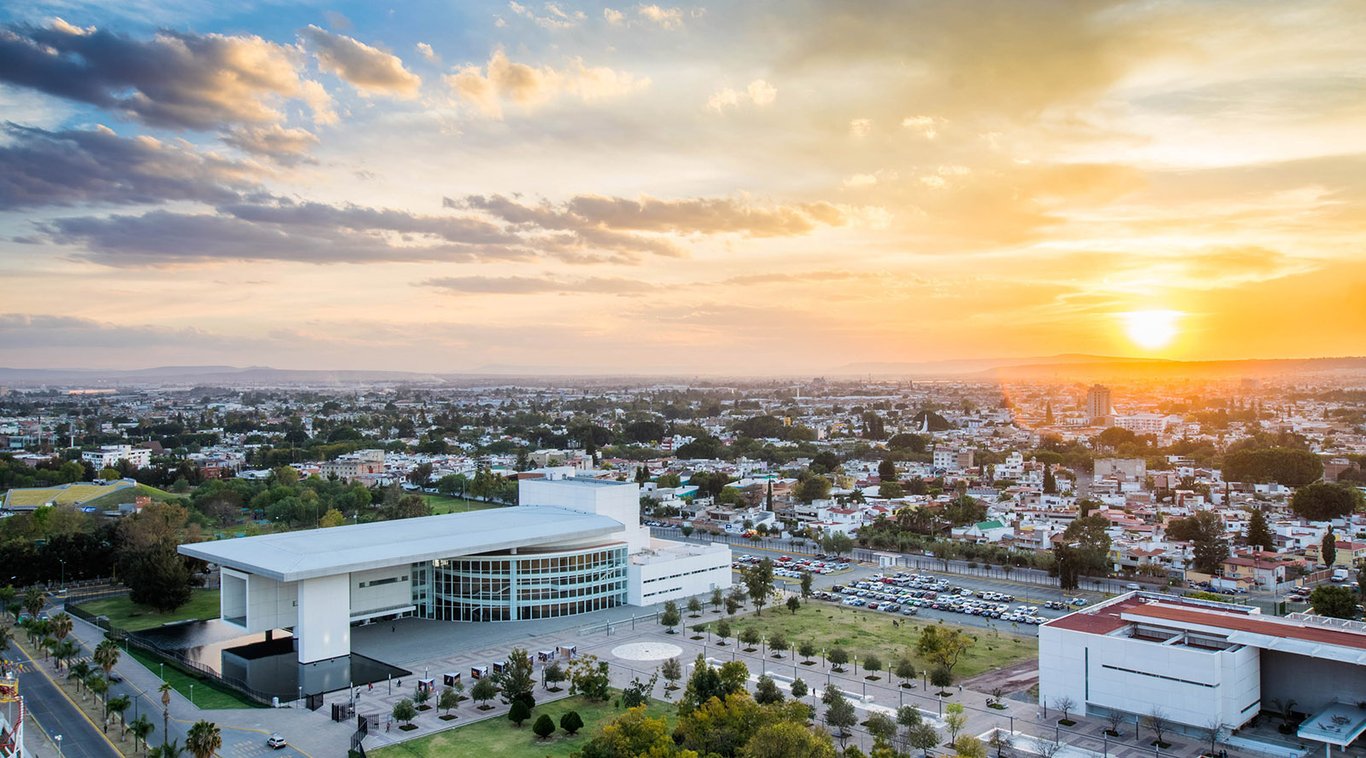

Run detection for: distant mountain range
[[2, 354, 1364, 386]]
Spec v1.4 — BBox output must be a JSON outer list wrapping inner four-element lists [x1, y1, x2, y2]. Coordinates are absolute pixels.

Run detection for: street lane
[[11, 648, 120, 758]]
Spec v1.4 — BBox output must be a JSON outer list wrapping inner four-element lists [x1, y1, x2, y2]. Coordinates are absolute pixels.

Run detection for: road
[[10, 643, 121, 758]]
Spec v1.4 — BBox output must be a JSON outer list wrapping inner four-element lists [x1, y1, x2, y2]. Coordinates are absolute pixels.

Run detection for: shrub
[[532, 713, 555, 739], [560, 710, 584, 735]]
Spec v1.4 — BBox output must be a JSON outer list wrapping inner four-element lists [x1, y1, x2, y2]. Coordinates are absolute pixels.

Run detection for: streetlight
[[189, 683, 194, 706], [54, 734, 62, 756], [59, 560, 65, 594]]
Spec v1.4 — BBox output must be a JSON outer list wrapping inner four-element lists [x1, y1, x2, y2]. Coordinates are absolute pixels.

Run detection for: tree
[[1245, 507, 1274, 551], [945, 702, 967, 741], [186, 720, 221, 758], [495, 648, 536, 708], [1323, 530, 1338, 568], [796, 476, 832, 503], [917, 625, 973, 678], [1168, 511, 1229, 574], [1224, 447, 1322, 488], [94, 639, 121, 681], [566, 654, 612, 701], [470, 677, 498, 709], [988, 729, 1013, 758], [787, 596, 802, 615], [715, 619, 732, 646], [711, 587, 724, 612], [828, 647, 849, 672], [895, 658, 917, 687], [661, 657, 683, 692], [319, 508, 346, 528], [866, 711, 897, 745], [879, 481, 905, 499], [909, 721, 940, 758], [755, 674, 785, 705], [392, 698, 417, 727], [1052, 696, 1076, 723], [533, 712, 556, 739], [955, 735, 987, 758], [0, 585, 15, 619], [791, 678, 808, 699], [930, 666, 954, 690], [622, 671, 658, 708], [108, 695, 132, 736], [744, 559, 775, 616], [545, 660, 567, 691], [1204, 719, 1228, 758], [560, 710, 584, 736], [1105, 709, 1125, 736], [741, 720, 837, 758], [687, 596, 703, 617], [123, 545, 192, 612], [23, 587, 44, 619], [823, 686, 857, 746], [799, 640, 817, 663], [1144, 708, 1170, 747], [149, 739, 183, 758], [577, 706, 682, 758], [661, 601, 682, 633], [1311, 585, 1360, 619], [821, 532, 854, 558], [1291, 482, 1362, 521], [878, 459, 898, 483], [508, 699, 532, 728], [800, 572, 814, 599], [129, 714, 154, 754], [413, 685, 431, 711], [438, 686, 460, 716], [1042, 465, 1057, 495], [862, 654, 883, 680], [769, 631, 789, 658]]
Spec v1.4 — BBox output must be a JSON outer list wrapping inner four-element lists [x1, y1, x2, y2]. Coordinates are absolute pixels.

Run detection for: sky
[[0, 0, 1364, 374]]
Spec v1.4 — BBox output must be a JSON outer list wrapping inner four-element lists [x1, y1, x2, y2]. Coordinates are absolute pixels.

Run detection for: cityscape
[[2, 2, 1366, 758]]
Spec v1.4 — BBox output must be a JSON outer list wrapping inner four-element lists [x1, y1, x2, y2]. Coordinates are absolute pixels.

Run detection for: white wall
[[350, 566, 413, 617], [221, 568, 247, 626], [628, 544, 732, 606], [519, 479, 650, 551], [1039, 625, 1261, 728], [297, 574, 351, 663], [243, 573, 297, 633]]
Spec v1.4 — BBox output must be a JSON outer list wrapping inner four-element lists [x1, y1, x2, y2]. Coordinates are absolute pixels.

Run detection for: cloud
[[0, 19, 333, 130], [637, 4, 684, 29], [901, 115, 942, 139], [706, 79, 777, 112], [445, 49, 649, 118], [415, 42, 438, 63], [450, 193, 849, 239], [0, 313, 242, 350], [0, 123, 258, 210], [221, 124, 319, 164], [299, 25, 421, 98], [849, 118, 872, 137], [422, 275, 650, 295], [843, 173, 878, 188], [604, 8, 625, 25], [507, 1, 587, 30]]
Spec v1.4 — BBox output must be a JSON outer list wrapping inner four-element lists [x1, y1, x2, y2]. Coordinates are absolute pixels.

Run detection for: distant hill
[[981, 356, 1366, 381], [0, 365, 446, 386]]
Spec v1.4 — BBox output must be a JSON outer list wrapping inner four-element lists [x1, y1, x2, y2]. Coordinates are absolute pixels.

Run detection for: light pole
[[189, 683, 194, 706], [54, 734, 62, 756], [59, 560, 65, 593]]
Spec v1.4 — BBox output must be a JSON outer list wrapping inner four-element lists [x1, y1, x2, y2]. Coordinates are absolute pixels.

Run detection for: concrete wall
[[1262, 650, 1366, 715], [221, 568, 247, 626], [350, 566, 413, 617], [628, 543, 732, 606], [296, 574, 350, 663], [1039, 625, 1261, 728], [519, 479, 649, 551], [244, 574, 297, 633]]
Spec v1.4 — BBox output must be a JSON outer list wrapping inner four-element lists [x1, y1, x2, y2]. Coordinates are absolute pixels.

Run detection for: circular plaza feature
[[611, 642, 683, 662]]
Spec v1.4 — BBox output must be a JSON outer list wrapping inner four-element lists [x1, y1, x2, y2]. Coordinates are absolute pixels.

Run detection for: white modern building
[[81, 444, 151, 469], [179, 476, 731, 664], [1040, 592, 1366, 753]]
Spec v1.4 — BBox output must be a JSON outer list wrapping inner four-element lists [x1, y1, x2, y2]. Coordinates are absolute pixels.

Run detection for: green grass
[[714, 602, 1036, 679], [423, 494, 505, 515], [371, 695, 674, 757], [75, 589, 220, 632], [125, 646, 262, 709], [80, 482, 185, 510]]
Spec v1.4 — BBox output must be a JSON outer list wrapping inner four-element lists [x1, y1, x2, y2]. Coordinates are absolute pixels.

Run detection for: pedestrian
[[391, 624, 395, 632], [368, 682, 373, 692]]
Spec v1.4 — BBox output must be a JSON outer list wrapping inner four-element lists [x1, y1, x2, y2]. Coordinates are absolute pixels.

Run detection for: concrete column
[[297, 574, 351, 663]]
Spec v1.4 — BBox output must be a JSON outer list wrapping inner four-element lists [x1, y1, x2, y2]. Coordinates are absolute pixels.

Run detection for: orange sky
[[1, 1, 1364, 373]]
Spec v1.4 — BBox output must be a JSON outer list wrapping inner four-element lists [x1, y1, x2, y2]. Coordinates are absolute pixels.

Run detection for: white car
[[267, 734, 288, 750]]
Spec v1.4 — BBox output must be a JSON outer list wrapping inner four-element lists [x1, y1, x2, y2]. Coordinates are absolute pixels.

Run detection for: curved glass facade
[[413, 544, 628, 622]]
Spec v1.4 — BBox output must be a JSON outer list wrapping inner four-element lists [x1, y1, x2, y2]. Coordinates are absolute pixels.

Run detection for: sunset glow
[[1, 2, 1364, 373]]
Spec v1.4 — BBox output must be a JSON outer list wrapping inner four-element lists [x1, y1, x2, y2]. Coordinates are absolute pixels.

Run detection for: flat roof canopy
[[1298, 702, 1366, 747], [179, 506, 624, 582]]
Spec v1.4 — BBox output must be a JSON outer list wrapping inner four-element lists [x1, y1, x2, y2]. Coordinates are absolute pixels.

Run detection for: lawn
[[125, 646, 261, 709], [76, 589, 221, 632], [371, 694, 674, 757], [710, 602, 1036, 680], [80, 482, 184, 510], [423, 494, 505, 515]]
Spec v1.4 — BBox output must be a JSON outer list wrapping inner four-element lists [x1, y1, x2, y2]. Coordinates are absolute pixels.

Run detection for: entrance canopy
[[1298, 702, 1366, 751]]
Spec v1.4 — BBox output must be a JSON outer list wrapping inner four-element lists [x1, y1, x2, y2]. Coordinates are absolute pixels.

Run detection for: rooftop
[[179, 506, 624, 582]]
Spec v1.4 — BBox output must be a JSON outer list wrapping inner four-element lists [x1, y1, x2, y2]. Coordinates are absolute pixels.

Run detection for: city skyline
[[2, 0, 1364, 373]]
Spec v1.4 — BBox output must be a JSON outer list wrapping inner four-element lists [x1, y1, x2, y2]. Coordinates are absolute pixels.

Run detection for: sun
[[1121, 309, 1182, 350]]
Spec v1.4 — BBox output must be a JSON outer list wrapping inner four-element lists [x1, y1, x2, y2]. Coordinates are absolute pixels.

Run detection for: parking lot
[[816, 571, 1090, 626]]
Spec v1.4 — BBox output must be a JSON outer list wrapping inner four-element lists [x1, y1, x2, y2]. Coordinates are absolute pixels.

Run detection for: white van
[[1331, 568, 1350, 583]]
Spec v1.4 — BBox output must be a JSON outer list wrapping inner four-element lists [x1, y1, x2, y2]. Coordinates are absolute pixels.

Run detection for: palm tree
[[69, 660, 92, 695], [87, 673, 109, 719], [160, 681, 173, 749], [128, 714, 154, 755], [50, 612, 73, 641], [186, 720, 222, 758], [149, 739, 184, 757], [22, 588, 44, 619], [107, 694, 131, 735], [94, 639, 121, 681], [54, 639, 78, 671]]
